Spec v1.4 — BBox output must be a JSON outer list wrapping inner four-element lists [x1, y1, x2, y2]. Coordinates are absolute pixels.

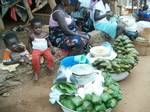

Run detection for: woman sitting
[[79, 0, 124, 42], [49, 0, 91, 56]]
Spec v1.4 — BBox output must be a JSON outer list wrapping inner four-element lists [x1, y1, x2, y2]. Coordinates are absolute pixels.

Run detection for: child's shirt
[[32, 38, 48, 51], [29, 32, 49, 51], [2, 49, 21, 63], [2, 48, 30, 64], [2, 49, 12, 63]]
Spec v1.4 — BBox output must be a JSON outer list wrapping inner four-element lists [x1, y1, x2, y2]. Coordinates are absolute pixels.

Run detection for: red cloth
[[28, 0, 32, 6], [10, 7, 17, 21], [32, 48, 54, 74]]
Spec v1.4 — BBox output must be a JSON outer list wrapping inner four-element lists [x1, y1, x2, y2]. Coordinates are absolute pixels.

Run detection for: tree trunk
[[23, 0, 34, 21], [0, 15, 5, 30], [47, 0, 56, 10]]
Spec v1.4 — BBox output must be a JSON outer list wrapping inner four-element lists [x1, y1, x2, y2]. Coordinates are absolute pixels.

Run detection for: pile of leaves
[[54, 82, 77, 94]]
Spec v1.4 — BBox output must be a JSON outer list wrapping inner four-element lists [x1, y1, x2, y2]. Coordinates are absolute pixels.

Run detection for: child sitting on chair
[[28, 18, 55, 81]]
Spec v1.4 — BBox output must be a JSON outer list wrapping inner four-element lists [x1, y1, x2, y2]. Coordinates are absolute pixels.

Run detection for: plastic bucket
[[60, 55, 89, 68]]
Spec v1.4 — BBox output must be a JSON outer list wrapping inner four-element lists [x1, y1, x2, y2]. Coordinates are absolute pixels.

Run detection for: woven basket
[[133, 40, 150, 56], [139, 28, 150, 41], [88, 30, 104, 46]]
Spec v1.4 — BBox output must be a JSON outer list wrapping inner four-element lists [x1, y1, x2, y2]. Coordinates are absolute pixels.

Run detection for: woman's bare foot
[[32, 73, 39, 81]]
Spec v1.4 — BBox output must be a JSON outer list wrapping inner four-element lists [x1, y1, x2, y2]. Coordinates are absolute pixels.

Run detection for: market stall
[[49, 63, 123, 112], [48, 30, 140, 111], [92, 35, 139, 81]]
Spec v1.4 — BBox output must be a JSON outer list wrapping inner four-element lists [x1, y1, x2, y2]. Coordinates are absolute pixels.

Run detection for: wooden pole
[[32, 1, 48, 13], [144, 0, 147, 6], [0, 15, 5, 30], [47, 0, 56, 10], [23, 0, 34, 21]]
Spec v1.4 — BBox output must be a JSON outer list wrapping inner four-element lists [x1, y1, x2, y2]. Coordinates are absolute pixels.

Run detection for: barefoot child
[[28, 18, 54, 81]]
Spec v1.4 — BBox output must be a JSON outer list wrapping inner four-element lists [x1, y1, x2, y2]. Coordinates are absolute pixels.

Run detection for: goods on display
[[92, 35, 139, 73]]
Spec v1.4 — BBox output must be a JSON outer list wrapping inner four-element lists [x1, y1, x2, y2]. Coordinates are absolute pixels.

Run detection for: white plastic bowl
[[86, 50, 117, 63], [90, 46, 111, 57], [71, 64, 100, 85], [58, 101, 112, 112], [57, 101, 76, 112], [112, 72, 129, 81]]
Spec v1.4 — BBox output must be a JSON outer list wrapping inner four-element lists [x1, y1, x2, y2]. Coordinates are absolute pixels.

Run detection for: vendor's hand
[[106, 11, 113, 20], [106, 11, 113, 17], [81, 34, 90, 40]]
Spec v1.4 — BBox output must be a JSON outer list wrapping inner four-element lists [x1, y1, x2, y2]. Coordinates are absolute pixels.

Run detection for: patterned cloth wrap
[[49, 21, 91, 55], [71, 8, 95, 32]]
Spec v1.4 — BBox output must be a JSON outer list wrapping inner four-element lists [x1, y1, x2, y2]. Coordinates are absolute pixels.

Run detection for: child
[[2, 31, 30, 65], [28, 18, 54, 81]]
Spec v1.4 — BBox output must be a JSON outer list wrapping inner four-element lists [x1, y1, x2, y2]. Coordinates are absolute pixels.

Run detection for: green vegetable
[[90, 109, 97, 112], [81, 100, 93, 111], [104, 87, 109, 92], [71, 96, 82, 107], [56, 82, 76, 94], [106, 99, 117, 108], [104, 77, 114, 86], [60, 99, 75, 110], [84, 94, 92, 101], [111, 91, 119, 98], [111, 61, 120, 68], [101, 93, 112, 102], [92, 60, 100, 66], [125, 44, 134, 48], [116, 94, 123, 101], [107, 89, 113, 94], [99, 62, 108, 67], [75, 106, 83, 112], [109, 84, 120, 92], [92, 94, 102, 104], [124, 39, 132, 43], [95, 103, 106, 111]]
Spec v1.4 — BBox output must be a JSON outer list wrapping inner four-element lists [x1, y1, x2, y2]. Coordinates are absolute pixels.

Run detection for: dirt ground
[[0, 55, 150, 112], [0, 30, 150, 112]]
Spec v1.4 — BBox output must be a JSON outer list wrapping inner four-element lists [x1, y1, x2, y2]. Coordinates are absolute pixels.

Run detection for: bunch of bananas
[[92, 35, 139, 73]]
